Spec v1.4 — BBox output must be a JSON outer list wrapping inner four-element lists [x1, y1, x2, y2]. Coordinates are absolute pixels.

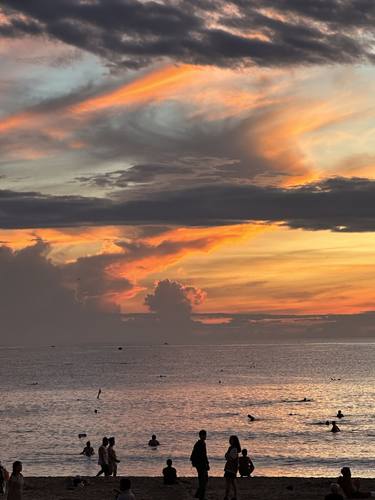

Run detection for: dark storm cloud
[[1, 0, 375, 68], [2, 177, 375, 231]]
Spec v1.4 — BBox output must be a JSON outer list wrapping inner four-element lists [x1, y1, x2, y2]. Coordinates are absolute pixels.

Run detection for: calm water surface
[[1, 343, 374, 477]]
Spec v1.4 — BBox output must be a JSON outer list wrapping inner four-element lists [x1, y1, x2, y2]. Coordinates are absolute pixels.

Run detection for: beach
[[19, 476, 375, 500]]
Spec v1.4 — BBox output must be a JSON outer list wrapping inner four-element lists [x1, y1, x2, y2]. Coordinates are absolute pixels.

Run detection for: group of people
[[325, 467, 375, 499], [190, 429, 254, 500], [94, 437, 120, 478]]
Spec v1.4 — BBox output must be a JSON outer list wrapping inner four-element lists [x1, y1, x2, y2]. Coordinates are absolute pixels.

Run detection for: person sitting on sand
[[162, 459, 177, 485], [325, 483, 344, 500], [148, 434, 160, 447], [115, 477, 136, 500], [108, 437, 120, 477], [238, 448, 255, 477], [7, 461, 24, 500], [80, 441, 94, 457], [331, 421, 340, 433], [337, 410, 344, 419], [338, 467, 372, 498]]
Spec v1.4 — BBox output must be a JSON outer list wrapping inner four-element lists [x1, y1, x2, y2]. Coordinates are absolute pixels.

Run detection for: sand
[[19, 476, 375, 500]]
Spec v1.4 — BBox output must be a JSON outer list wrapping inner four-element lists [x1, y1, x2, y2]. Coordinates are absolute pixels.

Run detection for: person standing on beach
[[7, 461, 24, 500], [190, 429, 209, 500], [96, 437, 110, 477], [108, 437, 120, 477], [224, 435, 241, 500], [0, 461, 9, 495]]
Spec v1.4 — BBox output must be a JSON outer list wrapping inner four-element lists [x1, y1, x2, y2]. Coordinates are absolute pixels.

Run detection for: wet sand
[[21, 476, 375, 499]]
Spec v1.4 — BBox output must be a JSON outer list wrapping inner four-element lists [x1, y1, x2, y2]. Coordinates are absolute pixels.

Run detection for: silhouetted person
[[108, 437, 120, 477], [7, 461, 24, 500], [97, 388, 102, 399], [238, 448, 255, 477], [0, 461, 9, 495], [96, 437, 110, 477], [224, 435, 241, 500], [163, 459, 177, 485], [337, 410, 344, 419], [80, 441, 94, 457], [338, 467, 372, 498], [331, 421, 340, 433], [247, 414, 255, 421], [325, 483, 344, 500], [190, 429, 209, 500], [148, 434, 160, 447], [115, 478, 136, 500]]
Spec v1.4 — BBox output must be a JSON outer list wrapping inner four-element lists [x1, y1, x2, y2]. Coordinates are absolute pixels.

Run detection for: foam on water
[[1, 343, 374, 477]]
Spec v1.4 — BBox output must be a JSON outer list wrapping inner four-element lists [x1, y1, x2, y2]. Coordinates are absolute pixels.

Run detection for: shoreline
[[20, 476, 375, 499]]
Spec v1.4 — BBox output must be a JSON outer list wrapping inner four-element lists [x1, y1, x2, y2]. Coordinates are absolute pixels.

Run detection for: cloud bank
[[1, 1, 375, 69], [2, 177, 375, 231]]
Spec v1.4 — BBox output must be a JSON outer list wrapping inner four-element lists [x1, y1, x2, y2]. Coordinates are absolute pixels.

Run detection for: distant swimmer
[[94, 409, 98, 414], [247, 414, 255, 421], [337, 410, 344, 419], [331, 421, 340, 433], [301, 397, 312, 402], [78, 433, 87, 439], [148, 434, 160, 447], [97, 388, 102, 399]]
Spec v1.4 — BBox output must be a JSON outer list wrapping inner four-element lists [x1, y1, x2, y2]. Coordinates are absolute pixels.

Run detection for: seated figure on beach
[[7, 461, 24, 500], [80, 441, 94, 457], [337, 410, 344, 419], [325, 483, 344, 500], [148, 434, 160, 447], [238, 448, 255, 477], [331, 421, 340, 433], [338, 467, 372, 498], [163, 459, 177, 485], [115, 478, 136, 500]]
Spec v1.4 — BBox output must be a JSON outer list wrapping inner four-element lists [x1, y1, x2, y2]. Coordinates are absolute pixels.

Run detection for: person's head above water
[[199, 429, 207, 440], [12, 461, 22, 474], [166, 459, 172, 466], [102, 437, 108, 446], [120, 478, 131, 491], [241, 448, 248, 456]]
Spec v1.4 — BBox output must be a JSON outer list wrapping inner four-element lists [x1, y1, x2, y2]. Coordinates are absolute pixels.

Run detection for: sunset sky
[[1, 1, 375, 342]]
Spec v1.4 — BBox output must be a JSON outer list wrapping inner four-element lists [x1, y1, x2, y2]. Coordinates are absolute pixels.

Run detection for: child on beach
[[163, 459, 177, 485], [115, 478, 136, 500], [7, 461, 24, 500], [224, 435, 241, 500], [238, 449, 255, 477]]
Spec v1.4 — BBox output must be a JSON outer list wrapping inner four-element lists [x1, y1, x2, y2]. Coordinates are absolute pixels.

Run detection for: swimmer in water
[[97, 388, 102, 399], [331, 421, 340, 433], [337, 410, 344, 419], [148, 434, 160, 447], [247, 414, 255, 421], [81, 441, 94, 457]]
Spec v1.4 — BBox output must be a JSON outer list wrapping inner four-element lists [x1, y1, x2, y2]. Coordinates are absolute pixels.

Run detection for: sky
[[1, 0, 375, 344]]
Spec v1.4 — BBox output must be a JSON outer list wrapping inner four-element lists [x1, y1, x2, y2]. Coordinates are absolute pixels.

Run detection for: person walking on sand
[[224, 435, 241, 500], [190, 429, 210, 500], [96, 437, 110, 477], [7, 461, 24, 500], [108, 437, 120, 477]]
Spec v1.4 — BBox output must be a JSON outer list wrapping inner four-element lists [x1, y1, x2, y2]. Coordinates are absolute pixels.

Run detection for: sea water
[[1, 343, 374, 477]]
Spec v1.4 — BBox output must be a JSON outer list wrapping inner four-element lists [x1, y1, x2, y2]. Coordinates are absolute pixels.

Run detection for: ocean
[[1, 343, 374, 477]]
